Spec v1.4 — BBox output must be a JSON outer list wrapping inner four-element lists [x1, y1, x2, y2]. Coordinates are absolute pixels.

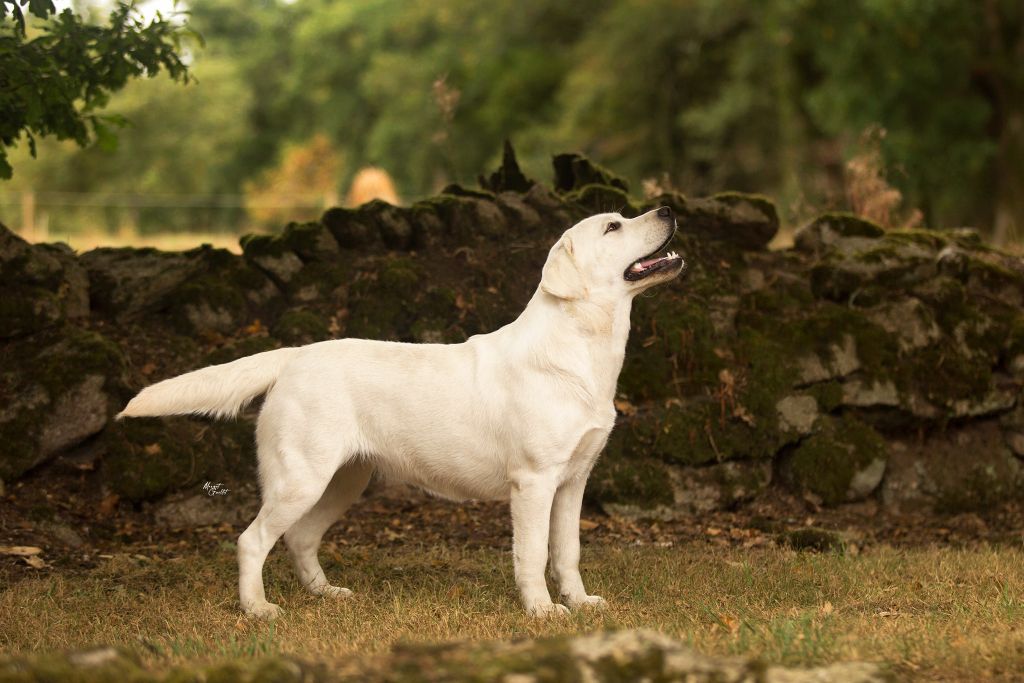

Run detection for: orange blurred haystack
[[346, 167, 400, 207]]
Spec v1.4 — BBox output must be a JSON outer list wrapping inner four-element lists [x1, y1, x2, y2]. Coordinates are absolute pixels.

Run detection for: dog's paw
[[244, 601, 283, 620], [566, 594, 607, 610], [527, 602, 571, 618], [318, 585, 353, 599]]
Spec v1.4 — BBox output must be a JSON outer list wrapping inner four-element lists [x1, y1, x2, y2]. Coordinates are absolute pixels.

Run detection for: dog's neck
[[505, 288, 634, 406]]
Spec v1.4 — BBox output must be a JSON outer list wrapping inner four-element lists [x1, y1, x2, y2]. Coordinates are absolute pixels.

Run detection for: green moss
[[966, 256, 1024, 300], [658, 195, 776, 252], [287, 261, 351, 301], [930, 449, 1024, 514], [281, 221, 338, 260], [651, 394, 790, 466], [32, 328, 126, 399], [101, 416, 257, 502], [586, 427, 675, 509], [0, 286, 62, 337], [167, 277, 246, 335], [809, 231, 942, 305], [784, 415, 887, 506], [359, 201, 415, 250], [1006, 314, 1024, 362], [552, 152, 629, 193], [778, 528, 847, 553], [229, 261, 273, 292], [204, 336, 280, 365], [415, 194, 508, 245], [272, 309, 330, 345], [564, 183, 636, 216], [321, 207, 379, 249], [808, 381, 844, 412], [409, 287, 463, 343], [0, 326, 128, 478], [240, 233, 290, 259], [346, 257, 423, 340], [620, 292, 723, 400], [101, 418, 198, 501], [899, 346, 992, 410], [439, 183, 495, 200], [0, 401, 45, 480], [885, 228, 951, 251], [806, 212, 885, 239], [711, 191, 779, 222]]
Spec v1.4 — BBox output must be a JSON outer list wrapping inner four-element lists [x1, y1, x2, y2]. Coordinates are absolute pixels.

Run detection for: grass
[[1, 541, 1023, 679]]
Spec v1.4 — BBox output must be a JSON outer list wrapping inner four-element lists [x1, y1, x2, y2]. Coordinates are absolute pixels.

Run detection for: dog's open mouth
[[623, 249, 685, 281]]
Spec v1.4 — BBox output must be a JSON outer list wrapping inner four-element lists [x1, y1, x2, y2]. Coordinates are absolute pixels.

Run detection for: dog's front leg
[[549, 475, 606, 609], [510, 473, 568, 617]]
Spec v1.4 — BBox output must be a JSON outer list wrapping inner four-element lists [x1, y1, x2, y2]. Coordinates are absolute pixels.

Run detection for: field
[[2, 491, 1023, 681]]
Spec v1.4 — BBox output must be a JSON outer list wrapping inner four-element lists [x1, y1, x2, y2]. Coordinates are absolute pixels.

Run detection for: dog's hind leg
[[284, 459, 373, 598], [237, 451, 332, 620]]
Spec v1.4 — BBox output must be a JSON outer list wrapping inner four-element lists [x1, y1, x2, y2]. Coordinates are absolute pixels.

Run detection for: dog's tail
[[116, 347, 299, 421]]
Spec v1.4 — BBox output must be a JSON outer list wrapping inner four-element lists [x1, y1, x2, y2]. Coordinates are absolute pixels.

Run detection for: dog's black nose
[[657, 206, 673, 219]]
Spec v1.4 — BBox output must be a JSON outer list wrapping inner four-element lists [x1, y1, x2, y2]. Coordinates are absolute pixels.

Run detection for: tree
[[0, 0, 193, 178], [798, 0, 1024, 234]]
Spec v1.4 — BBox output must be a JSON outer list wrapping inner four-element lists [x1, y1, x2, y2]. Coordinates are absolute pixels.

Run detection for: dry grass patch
[[1, 542, 1022, 679]]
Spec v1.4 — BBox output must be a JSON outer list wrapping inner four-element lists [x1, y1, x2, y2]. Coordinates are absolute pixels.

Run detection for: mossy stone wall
[[1, 150, 1022, 515]]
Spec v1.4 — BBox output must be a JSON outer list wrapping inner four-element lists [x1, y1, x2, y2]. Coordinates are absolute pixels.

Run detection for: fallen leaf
[[143, 443, 162, 456], [98, 493, 120, 516], [613, 398, 637, 416], [23, 555, 48, 569], [719, 614, 740, 634], [579, 519, 599, 531], [140, 362, 157, 376], [732, 404, 756, 426], [820, 601, 834, 616], [0, 546, 42, 557]]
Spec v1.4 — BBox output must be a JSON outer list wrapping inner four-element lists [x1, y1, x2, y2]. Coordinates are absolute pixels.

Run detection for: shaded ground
[[3, 459, 1024, 680], [2, 450, 1024, 588]]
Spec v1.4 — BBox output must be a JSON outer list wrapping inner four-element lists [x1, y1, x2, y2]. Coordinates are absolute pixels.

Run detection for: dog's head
[[541, 207, 685, 301]]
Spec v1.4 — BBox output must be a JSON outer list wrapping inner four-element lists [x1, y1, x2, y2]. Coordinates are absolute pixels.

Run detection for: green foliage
[[4, 0, 1023, 238], [798, 0, 1004, 224], [0, 1, 193, 179]]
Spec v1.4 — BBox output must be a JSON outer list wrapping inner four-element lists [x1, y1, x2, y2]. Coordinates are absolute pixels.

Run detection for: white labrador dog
[[118, 206, 684, 619]]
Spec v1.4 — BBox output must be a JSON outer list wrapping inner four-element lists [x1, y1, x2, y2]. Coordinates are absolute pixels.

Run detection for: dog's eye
[[604, 221, 621, 234]]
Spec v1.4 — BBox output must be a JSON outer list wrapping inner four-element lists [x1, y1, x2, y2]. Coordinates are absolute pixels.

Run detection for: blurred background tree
[[0, 0, 191, 177], [1, 0, 1021, 244]]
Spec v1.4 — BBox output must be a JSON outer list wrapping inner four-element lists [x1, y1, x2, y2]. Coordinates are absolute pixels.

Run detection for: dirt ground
[[3, 451, 1023, 587]]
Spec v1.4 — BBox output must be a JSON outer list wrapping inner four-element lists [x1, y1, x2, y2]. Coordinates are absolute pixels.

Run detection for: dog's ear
[[541, 237, 587, 300]]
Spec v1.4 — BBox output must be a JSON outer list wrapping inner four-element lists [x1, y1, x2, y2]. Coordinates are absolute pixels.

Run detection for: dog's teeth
[[631, 263, 644, 272]]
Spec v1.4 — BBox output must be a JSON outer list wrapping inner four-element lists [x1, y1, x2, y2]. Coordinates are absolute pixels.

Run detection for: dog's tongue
[[630, 254, 671, 273]]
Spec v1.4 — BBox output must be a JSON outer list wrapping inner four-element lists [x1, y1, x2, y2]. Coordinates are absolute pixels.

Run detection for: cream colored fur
[[118, 208, 684, 619]]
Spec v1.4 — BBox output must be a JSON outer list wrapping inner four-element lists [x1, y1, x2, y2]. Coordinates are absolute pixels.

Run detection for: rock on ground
[[0, 630, 889, 683]]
